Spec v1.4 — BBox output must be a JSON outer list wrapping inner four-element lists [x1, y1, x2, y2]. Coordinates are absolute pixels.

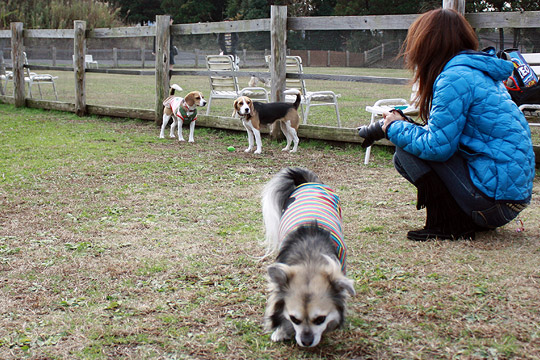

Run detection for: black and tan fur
[[233, 90, 301, 154]]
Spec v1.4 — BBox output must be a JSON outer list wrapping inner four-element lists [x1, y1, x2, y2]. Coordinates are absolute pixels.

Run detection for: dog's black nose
[[300, 331, 314, 347]]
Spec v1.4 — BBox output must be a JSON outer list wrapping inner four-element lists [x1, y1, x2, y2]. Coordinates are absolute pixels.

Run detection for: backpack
[[492, 47, 540, 106]]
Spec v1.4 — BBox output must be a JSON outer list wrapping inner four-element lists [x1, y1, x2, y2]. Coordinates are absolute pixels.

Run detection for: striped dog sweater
[[279, 183, 346, 272]]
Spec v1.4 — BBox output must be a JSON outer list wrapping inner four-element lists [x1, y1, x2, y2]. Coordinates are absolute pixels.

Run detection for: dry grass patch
[[0, 104, 539, 359]]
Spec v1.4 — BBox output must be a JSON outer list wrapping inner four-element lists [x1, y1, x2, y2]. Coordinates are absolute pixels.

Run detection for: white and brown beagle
[[233, 90, 301, 154], [160, 84, 207, 142]]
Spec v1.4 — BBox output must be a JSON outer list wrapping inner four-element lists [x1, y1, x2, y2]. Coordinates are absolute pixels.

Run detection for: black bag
[[507, 83, 540, 106], [493, 47, 540, 106]]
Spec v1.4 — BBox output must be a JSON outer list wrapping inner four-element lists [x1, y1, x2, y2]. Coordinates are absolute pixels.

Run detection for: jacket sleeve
[[387, 69, 473, 162]]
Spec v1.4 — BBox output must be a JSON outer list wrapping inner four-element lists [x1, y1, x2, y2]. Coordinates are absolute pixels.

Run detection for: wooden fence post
[[270, 5, 287, 103], [327, 50, 331, 67], [141, 47, 145, 68], [113, 48, 118, 68], [154, 15, 171, 125], [74, 20, 87, 116], [52, 46, 57, 66], [443, 0, 465, 14], [0, 50, 4, 96], [11, 22, 25, 107]]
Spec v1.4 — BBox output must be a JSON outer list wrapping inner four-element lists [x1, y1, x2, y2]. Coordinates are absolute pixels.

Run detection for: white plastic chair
[[85, 55, 99, 69], [266, 55, 341, 127], [205, 54, 268, 115], [519, 104, 540, 127], [4, 52, 58, 100]]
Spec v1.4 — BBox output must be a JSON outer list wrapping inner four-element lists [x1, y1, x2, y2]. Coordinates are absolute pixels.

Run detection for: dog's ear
[[233, 98, 239, 113], [336, 277, 356, 297], [267, 263, 292, 288], [184, 92, 195, 107], [321, 255, 355, 296]]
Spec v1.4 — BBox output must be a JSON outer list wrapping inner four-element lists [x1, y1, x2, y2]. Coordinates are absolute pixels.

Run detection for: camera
[[357, 119, 385, 149], [358, 108, 417, 148]]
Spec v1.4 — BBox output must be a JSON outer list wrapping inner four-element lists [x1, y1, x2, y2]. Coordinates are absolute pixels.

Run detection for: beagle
[[160, 84, 207, 142], [233, 90, 301, 154]]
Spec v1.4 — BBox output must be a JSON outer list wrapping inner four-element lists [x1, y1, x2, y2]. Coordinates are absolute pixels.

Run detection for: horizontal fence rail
[[0, 5, 539, 163]]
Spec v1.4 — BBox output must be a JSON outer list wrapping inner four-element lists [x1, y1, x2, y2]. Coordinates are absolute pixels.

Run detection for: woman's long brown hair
[[401, 9, 479, 123]]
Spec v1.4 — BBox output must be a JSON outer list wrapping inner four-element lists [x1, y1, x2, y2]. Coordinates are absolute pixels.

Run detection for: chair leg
[[52, 82, 58, 101], [300, 101, 308, 125], [335, 103, 341, 128], [37, 82, 43, 99], [206, 96, 213, 115]]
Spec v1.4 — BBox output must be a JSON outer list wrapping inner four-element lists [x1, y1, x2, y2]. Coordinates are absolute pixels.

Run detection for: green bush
[[0, 0, 123, 29]]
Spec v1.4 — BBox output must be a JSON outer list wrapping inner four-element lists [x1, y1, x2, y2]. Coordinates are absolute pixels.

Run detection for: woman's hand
[[382, 110, 406, 133]]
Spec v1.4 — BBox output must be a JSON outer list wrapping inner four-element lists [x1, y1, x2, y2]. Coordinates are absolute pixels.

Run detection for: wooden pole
[[11, 22, 24, 107], [52, 46, 57, 66], [270, 5, 287, 103], [443, 0, 465, 14], [74, 20, 87, 116], [113, 48, 118, 68], [0, 50, 4, 95], [154, 15, 170, 125]]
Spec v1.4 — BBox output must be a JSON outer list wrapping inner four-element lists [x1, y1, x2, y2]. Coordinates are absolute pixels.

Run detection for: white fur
[[242, 120, 263, 154], [261, 173, 283, 255]]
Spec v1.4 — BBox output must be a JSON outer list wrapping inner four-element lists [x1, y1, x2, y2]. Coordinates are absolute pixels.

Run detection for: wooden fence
[[0, 2, 539, 159]]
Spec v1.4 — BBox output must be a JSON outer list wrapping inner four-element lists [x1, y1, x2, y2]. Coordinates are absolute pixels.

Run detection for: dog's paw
[[254, 149, 262, 154], [281, 147, 290, 152], [271, 327, 292, 342], [244, 148, 252, 153], [289, 148, 297, 153], [188, 139, 194, 143], [159, 135, 165, 139], [178, 138, 186, 142], [169, 135, 175, 139]]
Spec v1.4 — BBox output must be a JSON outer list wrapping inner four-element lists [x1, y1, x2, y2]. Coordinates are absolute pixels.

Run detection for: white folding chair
[[205, 55, 268, 116], [266, 55, 341, 127], [85, 54, 99, 69], [5, 52, 58, 100]]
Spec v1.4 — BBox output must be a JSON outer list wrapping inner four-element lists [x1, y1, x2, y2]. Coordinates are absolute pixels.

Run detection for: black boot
[[407, 172, 476, 241]]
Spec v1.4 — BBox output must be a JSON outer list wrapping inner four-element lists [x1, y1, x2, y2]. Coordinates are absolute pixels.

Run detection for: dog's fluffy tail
[[169, 83, 183, 95], [283, 89, 302, 109], [262, 167, 320, 254]]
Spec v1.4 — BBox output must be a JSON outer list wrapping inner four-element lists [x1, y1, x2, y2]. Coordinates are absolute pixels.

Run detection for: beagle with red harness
[[233, 89, 301, 154], [160, 84, 207, 142]]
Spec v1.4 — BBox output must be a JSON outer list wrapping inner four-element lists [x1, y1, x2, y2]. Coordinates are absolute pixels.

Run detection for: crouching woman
[[382, 8, 535, 241]]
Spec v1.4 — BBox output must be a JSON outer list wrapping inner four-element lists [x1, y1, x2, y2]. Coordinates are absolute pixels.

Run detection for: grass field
[[0, 103, 539, 359], [2, 66, 414, 129]]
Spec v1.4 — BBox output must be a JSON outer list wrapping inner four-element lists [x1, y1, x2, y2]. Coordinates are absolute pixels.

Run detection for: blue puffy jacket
[[387, 50, 535, 202]]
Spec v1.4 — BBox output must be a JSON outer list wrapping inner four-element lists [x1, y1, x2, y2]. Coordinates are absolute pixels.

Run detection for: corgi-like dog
[[160, 84, 207, 142], [261, 167, 355, 347]]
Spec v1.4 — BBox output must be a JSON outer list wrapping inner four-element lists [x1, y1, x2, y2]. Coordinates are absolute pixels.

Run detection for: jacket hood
[[444, 50, 514, 82]]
